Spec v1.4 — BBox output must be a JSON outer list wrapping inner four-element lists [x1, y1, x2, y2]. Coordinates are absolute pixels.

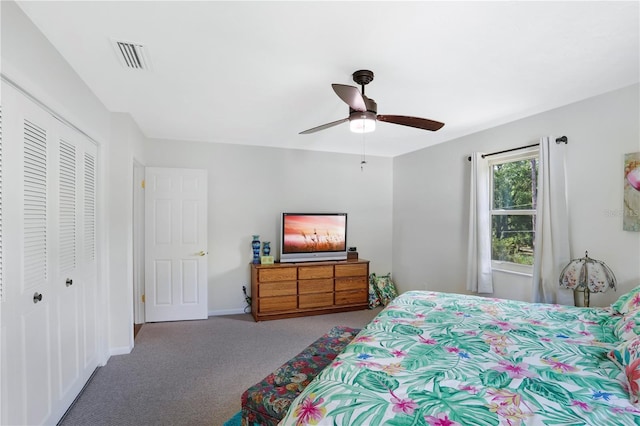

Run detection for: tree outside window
[[490, 152, 539, 266]]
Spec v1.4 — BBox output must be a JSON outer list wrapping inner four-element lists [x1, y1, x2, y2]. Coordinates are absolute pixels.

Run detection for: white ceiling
[[16, 1, 640, 157]]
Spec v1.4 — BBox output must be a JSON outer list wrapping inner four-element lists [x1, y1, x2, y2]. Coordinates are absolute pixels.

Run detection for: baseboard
[[109, 345, 133, 356], [57, 367, 102, 425], [208, 307, 248, 316]]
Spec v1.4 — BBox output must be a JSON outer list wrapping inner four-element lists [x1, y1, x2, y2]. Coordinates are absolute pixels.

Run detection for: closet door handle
[[33, 292, 43, 304], [66, 278, 73, 287]]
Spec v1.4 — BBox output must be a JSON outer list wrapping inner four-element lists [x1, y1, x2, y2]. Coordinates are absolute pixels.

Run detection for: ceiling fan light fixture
[[349, 112, 376, 133], [299, 69, 444, 135]]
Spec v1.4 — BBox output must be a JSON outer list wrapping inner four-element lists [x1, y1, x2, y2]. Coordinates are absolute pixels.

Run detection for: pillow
[[612, 286, 640, 315], [370, 273, 398, 306], [608, 335, 640, 405], [614, 312, 640, 341], [368, 279, 381, 308]]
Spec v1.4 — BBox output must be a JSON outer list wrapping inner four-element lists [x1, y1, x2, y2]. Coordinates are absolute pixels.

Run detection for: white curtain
[[466, 152, 494, 293], [532, 137, 573, 305]]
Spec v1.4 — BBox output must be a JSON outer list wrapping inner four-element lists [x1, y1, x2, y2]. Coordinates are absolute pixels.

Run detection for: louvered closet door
[[1, 86, 56, 426], [79, 142, 98, 373], [56, 137, 81, 400], [0, 83, 99, 426], [54, 124, 99, 410]]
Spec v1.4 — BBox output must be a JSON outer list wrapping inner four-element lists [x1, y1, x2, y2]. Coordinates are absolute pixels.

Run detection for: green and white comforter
[[279, 291, 640, 425]]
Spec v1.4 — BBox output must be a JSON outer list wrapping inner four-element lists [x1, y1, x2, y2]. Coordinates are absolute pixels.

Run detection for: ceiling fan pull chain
[[361, 133, 367, 171]]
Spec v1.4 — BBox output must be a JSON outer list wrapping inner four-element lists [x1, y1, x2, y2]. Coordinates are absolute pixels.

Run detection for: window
[[489, 148, 538, 271]]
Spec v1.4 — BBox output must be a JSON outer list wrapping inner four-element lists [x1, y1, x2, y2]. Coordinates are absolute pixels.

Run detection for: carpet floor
[[58, 308, 381, 426]]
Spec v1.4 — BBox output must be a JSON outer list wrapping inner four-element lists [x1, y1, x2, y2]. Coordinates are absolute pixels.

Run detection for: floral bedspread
[[279, 291, 640, 425]]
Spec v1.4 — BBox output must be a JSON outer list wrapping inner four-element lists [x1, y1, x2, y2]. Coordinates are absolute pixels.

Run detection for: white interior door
[[144, 167, 208, 322]]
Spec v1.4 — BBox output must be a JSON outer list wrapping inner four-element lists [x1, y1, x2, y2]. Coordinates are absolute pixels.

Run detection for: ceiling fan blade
[[377, 115, 445, 131], [332, 84, 367, 112], [299, 117, 349, 134]]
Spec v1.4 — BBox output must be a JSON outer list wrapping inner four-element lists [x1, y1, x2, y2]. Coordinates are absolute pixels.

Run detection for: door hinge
[[141, 294, 145, 303], [141, 179, 145, 189]]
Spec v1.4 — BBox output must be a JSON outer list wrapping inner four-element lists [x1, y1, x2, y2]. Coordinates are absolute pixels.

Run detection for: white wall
[[393, 84, 640, 307], [144, 139, 394, 314], [107, 113, 146, 354]]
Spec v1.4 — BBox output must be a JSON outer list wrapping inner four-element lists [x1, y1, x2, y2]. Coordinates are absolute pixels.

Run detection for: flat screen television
[[280, 213, 348, 263]]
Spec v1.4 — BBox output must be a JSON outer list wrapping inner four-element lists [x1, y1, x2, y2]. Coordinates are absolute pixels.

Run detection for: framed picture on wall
[[623, 152, 640, 231]]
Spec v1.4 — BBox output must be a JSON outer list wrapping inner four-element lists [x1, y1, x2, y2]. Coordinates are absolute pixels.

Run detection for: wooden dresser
[[250, 259, 369, 321]]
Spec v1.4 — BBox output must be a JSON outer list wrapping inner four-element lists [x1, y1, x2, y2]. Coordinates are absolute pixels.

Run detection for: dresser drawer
[[335, 263, 368, 278], [299, 293, 333, 309], [335, 276, 367, 292], [258, 267, 297, 282], [298, 265, 333, 279], [259, 281, 297, 297], [335, 290, 367, 305], [299, 279, 333, 294], [259, 296, 297, 313]]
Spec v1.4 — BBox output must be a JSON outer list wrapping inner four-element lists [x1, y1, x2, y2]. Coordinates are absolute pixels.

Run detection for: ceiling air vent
[[112, 39, 151, 70]]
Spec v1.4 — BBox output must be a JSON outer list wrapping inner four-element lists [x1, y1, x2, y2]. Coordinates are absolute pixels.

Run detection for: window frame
[[487, 147, 539, 276]]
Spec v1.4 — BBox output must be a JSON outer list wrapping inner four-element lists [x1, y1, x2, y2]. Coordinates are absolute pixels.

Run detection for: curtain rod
[[467, 136, 568, 161]]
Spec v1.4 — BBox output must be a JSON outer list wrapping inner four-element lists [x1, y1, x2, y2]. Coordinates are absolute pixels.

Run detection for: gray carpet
[[58, 308, 381, 426]]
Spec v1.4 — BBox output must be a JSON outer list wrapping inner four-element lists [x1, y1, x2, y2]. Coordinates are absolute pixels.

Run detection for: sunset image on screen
[[283, 215, 346, 253]]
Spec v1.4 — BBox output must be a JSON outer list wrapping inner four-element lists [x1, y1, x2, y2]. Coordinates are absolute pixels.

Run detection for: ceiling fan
[[299, 69, 444, 135]]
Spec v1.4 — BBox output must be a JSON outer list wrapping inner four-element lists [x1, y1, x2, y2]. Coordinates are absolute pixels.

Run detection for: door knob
[[198, 251, 208, 256], [66, 278, 73, 287], [33, 292, 43, 304]]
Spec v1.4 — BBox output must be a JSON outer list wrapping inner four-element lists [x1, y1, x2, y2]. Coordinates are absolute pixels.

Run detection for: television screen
[[280, 213, 347, 262]]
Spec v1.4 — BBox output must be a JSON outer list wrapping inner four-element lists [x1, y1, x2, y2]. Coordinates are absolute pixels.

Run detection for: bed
[[279, 290, 640, 425]]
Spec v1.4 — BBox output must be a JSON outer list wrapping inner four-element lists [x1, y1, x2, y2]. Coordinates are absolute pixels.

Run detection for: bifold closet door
[[53, 119, 99, 414], [0, 82, 99, 426]]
